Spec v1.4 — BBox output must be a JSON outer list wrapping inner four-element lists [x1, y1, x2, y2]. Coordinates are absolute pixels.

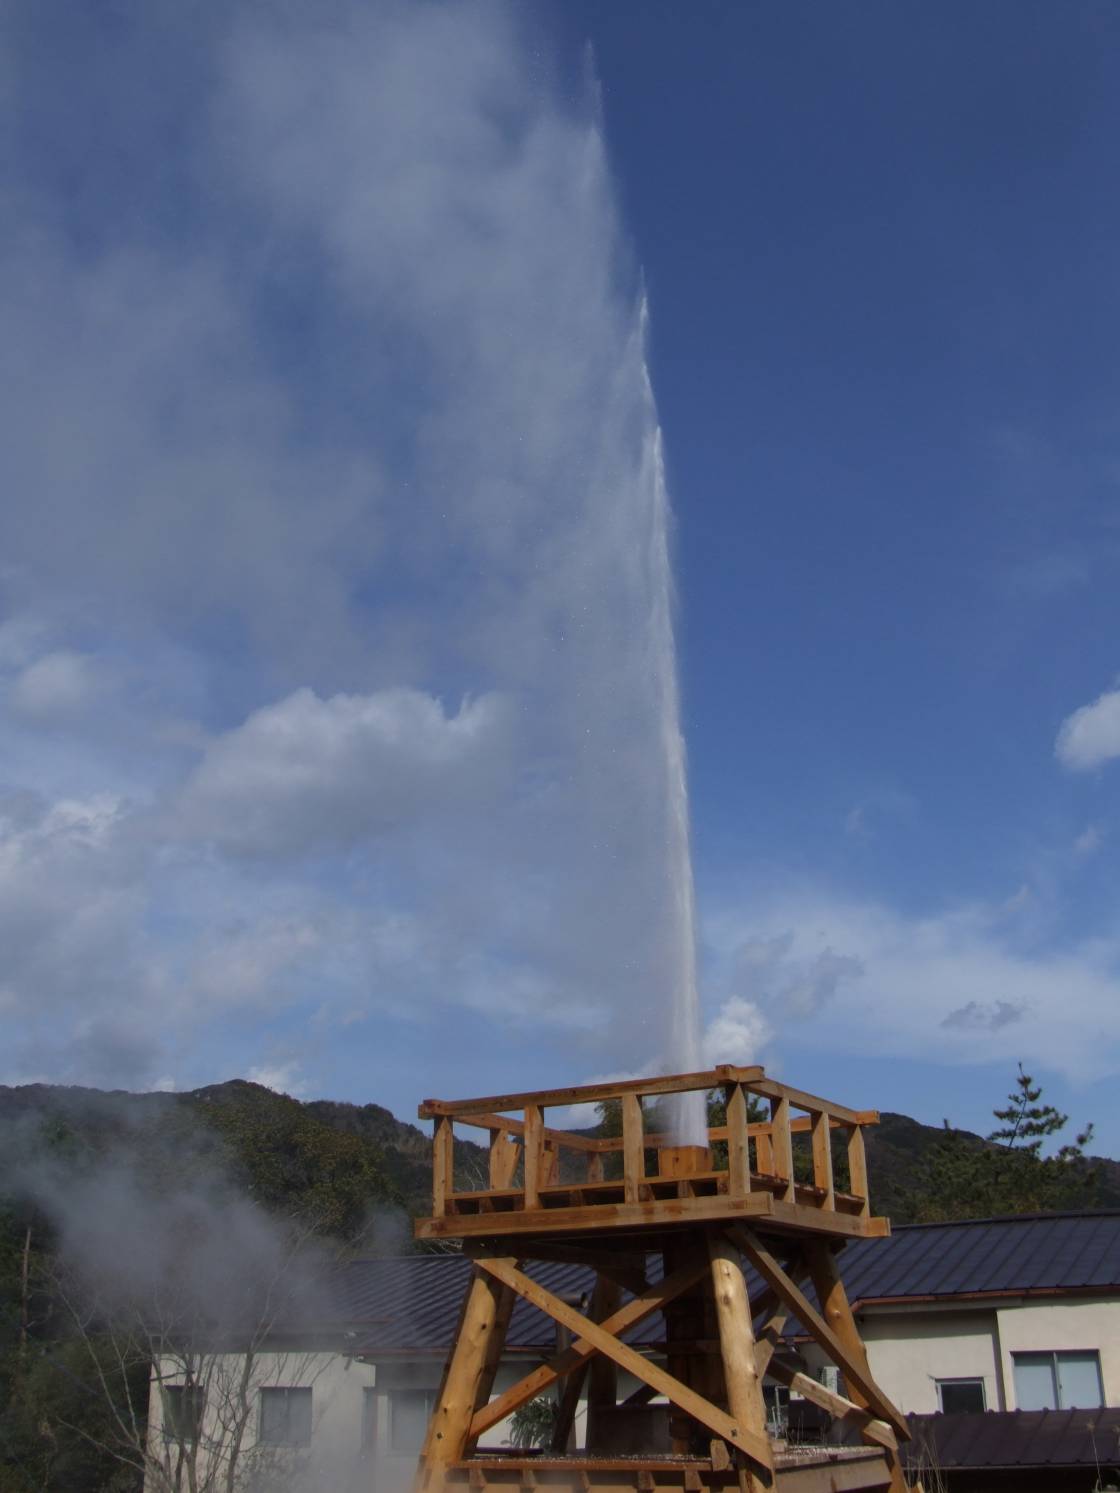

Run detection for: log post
[[523, 1105, 544, 1209], [769, 1095, 794, 1202], [621, 1094, 644, 1205], [419, 1267, 511, 1492], [584, 1275, 622, 1451], [707, 1236, 773, 1485], [725, 1083, 750, 1198]]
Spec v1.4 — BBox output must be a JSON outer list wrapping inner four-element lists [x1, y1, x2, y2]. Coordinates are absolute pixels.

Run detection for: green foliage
[[903, 1065, 1098, 1223], [507, 1396, 557, 1450]]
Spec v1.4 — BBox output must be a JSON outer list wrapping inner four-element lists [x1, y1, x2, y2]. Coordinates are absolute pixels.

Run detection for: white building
[[146, 1211, 1120, 1491]]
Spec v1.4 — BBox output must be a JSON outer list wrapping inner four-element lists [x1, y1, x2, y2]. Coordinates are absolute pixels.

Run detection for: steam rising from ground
[[0, 0, 708, 1101]]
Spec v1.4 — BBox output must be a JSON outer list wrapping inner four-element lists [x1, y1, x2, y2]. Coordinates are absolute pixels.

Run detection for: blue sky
[[3, 1, 1119, 1153]]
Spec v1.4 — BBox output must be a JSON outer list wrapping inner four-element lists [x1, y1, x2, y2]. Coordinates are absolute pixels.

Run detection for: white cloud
[[1056, 686, 1120, 770], [1074, 824, 1103, 856], [176, 686, 512, 858], [705, 884, 1120, 1083], [247, 1062, 307, 1097], [703, 997, 773, 1067], [10, 650, 105, 722]]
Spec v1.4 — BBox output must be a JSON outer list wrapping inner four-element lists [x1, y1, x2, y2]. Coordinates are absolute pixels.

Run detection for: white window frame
[[258, 1385, 313, 1448], [935, 1377, 987, 1414]]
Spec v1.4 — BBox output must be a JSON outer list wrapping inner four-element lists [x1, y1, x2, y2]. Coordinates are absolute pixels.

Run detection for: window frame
[[258, 1386, 314, 1449], [161, 1383, 206, 1444], [1011, 1349, 1104, 1411], [388, 1389, 435, 1455], [935, 1377, 987, 1415]]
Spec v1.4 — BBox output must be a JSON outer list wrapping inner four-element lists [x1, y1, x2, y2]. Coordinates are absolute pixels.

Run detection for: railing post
[[586, 1151, 605, 1184], [433, 1116, 455, 1218], [770, 1093, 794, 1203], [811, 1110, 835, 1210], [621, 1093, 644, 1204], [523, 1105, 544, 1208], [847, 1124, 870, 1217], [489, 1128, 520, 1190], [724, 1082, 750, 1197]]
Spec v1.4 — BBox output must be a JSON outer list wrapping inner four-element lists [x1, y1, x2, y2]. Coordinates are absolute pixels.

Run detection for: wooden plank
[[763, 1356, 896, 1450], [729, 1228, 908, 1442], [747, 1081, 869, 1128], [767, 1098, 794, 1205], [416, 1190, 887, 1241], [621, 1093, 644, 1206], [523, 1106, 544, 1210], [473, 1257, 774, 1472], [724, 1084, 750, 1199], [418, 1067, 766, 1118], [467, 1112, 600, 1153], [489, 1130, 521, 1190], [810, 1112, 835, 1211], [847, 1127, 870, 1219], [469, 1254, 710, 1438], [707, 1236, 773, 1478], [774, 1455, 893, 1493], [434, 1116, 455, 1218]]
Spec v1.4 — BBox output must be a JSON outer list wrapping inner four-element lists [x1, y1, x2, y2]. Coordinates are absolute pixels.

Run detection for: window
[[1012, 1351, 1103, 1411], [361, 1387, 378, 1455], [162, 1384, 205, 1443], [936, 1378, 986, 1415], [259, 1387, 313, 1448], [390, 1390, 434, 1454]]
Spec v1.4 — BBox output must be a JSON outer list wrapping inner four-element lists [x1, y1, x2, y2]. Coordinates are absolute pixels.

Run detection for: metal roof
[[900, 1409, 1120, 1470], [328, 1211, 1120, 1356]]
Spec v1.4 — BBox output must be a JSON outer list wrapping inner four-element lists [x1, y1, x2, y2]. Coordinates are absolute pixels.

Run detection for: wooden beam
[[621, 1093, 644, 1206], [763, 1357, 896, 1451], [469, 1255, 710, 1438], [747, 1081, 869, 1128], [847, 1127, 870, 1219], [523, 1105, 544, 1210], [729, 1228, 909, 1442], [768, 1096, 794, 1204], [472, 1257, 774, 1472], [811, 1111, 835, 1211], [724, 1084, 750, 1198], [422, 1267, 509, 1476], [465, 1112, 601, 1152], [585, 1276, 622, 1452], [707, 1236, 773, 1479], [489, 1130, 520, 1190], [418, 1067, 766, 1119], [433, 1116, 455, 1218]]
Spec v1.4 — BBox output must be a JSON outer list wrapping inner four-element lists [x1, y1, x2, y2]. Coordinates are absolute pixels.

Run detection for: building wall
[[797, 1296, 1119, 1417]]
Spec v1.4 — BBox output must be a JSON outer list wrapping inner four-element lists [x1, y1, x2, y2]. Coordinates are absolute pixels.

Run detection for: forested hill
[[1, 1079, 1118, 1227]]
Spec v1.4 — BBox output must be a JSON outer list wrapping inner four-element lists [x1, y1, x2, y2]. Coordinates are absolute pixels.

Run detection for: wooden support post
[[419, 1268, 510, 1491], [847, 1125, 870, 1218], [473, 1256, 774, 1472], [804, 1240, 908, 1493], [769, 1096, 794, 1203], [725, 1084, 750, 1198], [523, 1105, 544, 1209], [489, 1129, 520, 1190], [707, 1236, 774, 1485], [810, 1111, 835, 1210], [752, 1124, 774, 1175], [585, 1276, 622, 1451], [585, 1151, 605, 1183], [621, 1093, 644, 1205], [433, 1116, 455, 1218]]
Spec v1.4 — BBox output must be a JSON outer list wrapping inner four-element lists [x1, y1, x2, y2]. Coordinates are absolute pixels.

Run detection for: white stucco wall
[[996, 1298, 1120, 1409]]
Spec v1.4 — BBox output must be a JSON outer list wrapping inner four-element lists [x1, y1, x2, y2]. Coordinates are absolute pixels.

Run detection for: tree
[[905, 1064, 1097, 1223]]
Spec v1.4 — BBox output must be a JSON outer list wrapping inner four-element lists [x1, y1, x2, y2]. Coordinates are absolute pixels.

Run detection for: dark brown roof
[[329, 1211, 1120, 1355], [900, 1409, 1120, 1470]]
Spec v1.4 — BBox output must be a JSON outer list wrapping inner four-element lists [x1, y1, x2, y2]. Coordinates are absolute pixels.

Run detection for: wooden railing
[[417, 1065, 879, 1231]]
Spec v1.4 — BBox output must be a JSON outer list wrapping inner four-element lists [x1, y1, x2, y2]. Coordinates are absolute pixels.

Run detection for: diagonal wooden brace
[[473, 1256, 774, 1475], [470, 1254, 710, 1438], [728, 1225, 909, 1442]]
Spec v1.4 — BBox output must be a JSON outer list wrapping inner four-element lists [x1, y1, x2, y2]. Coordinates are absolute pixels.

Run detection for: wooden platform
[[414, 1066, 887, 1246], [412, 1068, 911, 1493], [441, 1449, 895, 1493]]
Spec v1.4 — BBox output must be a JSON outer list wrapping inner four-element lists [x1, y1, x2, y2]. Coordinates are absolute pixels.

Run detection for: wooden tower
[[412, 1066, 912, 1493]]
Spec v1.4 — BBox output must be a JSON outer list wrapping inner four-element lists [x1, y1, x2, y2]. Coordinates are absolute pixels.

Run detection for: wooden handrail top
[[418, 1065, 765, 1119]]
